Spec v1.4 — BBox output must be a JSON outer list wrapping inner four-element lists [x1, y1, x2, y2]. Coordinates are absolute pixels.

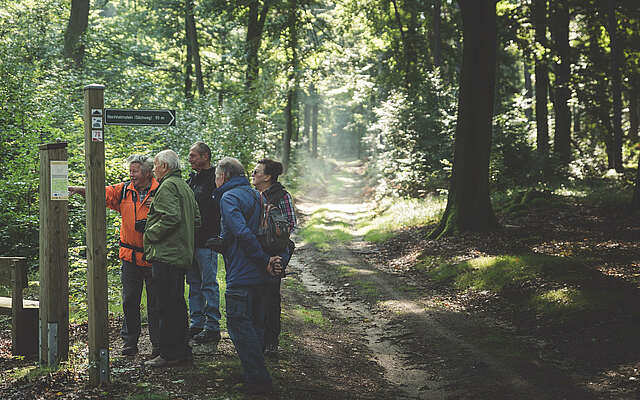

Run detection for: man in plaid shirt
[[252, 158, 297, 354]]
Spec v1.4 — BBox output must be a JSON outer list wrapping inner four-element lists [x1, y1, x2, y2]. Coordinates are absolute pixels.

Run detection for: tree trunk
[[185, 0, 205, 96], [630, 89, 639, 141], [63, 0, 90, 68], [532, 0, 549, 158], [184, 16, 193, 99], [432, 0, 441, 67], [607, 0, 624, 172], [550, 1, 571, 163], [632, 153, 640, 210], [246, 0, 270, 92], [312, 102, 319, 159], [429, 0, 499, 239], [303, 101, 310, 150], [523, 61, 533, 121], [283, 0, 298, 174]]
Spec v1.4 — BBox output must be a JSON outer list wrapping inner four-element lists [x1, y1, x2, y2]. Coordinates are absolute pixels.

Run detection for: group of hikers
[[69, 141, 296, 395]]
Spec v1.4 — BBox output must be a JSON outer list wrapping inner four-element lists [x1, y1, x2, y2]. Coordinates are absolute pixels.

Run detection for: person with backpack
[[69, 154, 160, 357], [212, 157, 288, 394], [251, 158, 297, 355], [186, 141, 222, 345]]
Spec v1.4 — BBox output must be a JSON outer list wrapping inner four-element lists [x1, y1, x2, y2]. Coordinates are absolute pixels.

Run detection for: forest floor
[[2, 159, 640, 399]]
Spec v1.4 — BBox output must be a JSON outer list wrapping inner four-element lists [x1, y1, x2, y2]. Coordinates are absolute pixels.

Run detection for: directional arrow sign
[[104, 109, 176, 127]]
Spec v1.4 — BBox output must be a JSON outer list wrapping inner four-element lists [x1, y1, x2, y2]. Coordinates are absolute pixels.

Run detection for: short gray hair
[[126, 154, 153, 175], [154, 149, 181, 171], [216, 157, 245, 180]]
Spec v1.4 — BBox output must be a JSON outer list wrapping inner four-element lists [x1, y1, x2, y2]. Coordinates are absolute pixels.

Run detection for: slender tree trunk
[[312, 102, 319, 159], [303, 102, 311, 150], [185, 0, 205, 96], [283, 0, 298, 174], [523, 61, 533, 121], [184, 16, 193, 99], [532, 0, 549, 159], [607, 0, 624, 172], [630, 90, 639, 141], [246, 0, 270, 92], [550, 1, 571, 163], [632, 153, 640, 210], [432, 0, 441, 67], [63, 0, 90, 67], [429, 0, 499, 239]]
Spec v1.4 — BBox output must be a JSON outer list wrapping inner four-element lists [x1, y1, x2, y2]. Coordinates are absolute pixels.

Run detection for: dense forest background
[[1, 0, 640, 312]]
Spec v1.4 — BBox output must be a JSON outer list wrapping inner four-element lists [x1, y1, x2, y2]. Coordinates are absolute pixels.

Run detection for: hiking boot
[[193, 329, 221, 344], [188, 326, 203, 338], [121, 346, 138, 356], [151, 347, 161, 358]]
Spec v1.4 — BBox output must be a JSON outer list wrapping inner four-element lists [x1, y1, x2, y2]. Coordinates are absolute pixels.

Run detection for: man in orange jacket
[[70, 154, 160, 357]]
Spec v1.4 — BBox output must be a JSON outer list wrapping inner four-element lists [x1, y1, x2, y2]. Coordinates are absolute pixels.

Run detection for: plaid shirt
[[276, 192, 297, 233]]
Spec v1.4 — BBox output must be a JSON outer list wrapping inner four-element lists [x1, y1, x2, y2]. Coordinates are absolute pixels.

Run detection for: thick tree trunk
[[185, 0, 205, 96], [532, 0, 549, 158], [429, 0, 499, 239], [607, 0, 624, 172], [550, 1, 571, 164], [63, 0, 90, 67]]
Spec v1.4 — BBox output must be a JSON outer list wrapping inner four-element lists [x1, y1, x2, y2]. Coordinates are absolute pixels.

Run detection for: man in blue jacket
[[213, 157, 286, 394]]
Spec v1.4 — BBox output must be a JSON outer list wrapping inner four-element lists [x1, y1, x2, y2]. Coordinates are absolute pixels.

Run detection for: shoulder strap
[[120, 181, 131, 203]]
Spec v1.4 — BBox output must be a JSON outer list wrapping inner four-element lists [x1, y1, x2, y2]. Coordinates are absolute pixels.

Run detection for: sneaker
[[145, 355, 170, 367], [121, 346, 138, 356], [193, 329, 221, 344], [188, 326, 203, 338]]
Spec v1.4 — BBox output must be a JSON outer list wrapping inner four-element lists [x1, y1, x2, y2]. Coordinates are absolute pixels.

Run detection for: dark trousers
[[120, 261, 159, 349], [226, 285, 271, 386], [264, 277, 281, 348], [152, 261, 192, 361]]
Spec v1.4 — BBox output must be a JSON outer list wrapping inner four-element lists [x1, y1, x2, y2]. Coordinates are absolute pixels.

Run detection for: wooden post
[[84, 84, 109, 385], [38, 142, 69, 366]]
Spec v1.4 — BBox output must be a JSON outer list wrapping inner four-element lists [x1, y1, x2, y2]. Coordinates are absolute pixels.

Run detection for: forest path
[[288, 160, 597, 399]]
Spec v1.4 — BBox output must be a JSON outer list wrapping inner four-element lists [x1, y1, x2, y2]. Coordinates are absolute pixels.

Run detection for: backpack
[[245, 188, 291, 255]]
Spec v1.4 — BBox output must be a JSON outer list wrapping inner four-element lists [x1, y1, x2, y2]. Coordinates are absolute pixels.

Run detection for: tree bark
[[432, 0, 441, 68], [606, 0, 624, 172], [246, 0, 271, 91], [550, 1, 571, 164], [303, 101, 311, 150], [312, 103, 319, 159], [283, 0, 298, 174], [184, 16, 193, 99], [630, 90, 639, 141], [185, 0, 205, 96], [429, 0, 499, 239], [63, 0, 90, 68], [523, 61, 533, 121], [532, 0, 549, 158]]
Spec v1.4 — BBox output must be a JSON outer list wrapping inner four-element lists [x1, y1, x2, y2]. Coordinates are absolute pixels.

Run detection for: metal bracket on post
[[47, 322, 58, 367], [99, 348, 109, 384]]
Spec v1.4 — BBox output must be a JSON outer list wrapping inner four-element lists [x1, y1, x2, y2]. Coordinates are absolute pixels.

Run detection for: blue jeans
[[152, 262, 192, 361], [226, 285, 271, 386], [120, 261, 159, 350], [186, 248, 221, 332]]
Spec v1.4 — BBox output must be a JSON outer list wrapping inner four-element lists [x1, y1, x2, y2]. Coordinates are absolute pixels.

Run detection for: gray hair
[[216, 157, 245, 180], [154, 149, 181, 171], [126, 154, 153, 175]]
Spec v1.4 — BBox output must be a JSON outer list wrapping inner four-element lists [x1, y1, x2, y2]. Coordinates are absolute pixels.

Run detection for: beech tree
[[63, 0, 89, 67], [429, 0, 498, 238]]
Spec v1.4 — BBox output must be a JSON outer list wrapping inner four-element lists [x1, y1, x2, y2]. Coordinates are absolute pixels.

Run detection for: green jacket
[[144, 169, 201, 269]]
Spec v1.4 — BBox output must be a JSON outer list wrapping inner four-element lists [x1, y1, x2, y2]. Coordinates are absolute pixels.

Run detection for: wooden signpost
[[39, 142, 69, 367], [82, 84, 177, 385]]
